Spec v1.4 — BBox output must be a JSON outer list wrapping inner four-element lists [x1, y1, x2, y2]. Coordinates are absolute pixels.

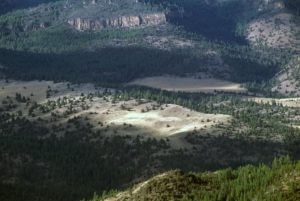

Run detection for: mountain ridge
[[92, 157, 300, 201]]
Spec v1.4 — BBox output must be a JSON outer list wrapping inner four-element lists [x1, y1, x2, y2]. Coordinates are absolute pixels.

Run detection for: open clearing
[[0, 79, 231, 149], [74, 99, 231, 148], [128, 76, 247, 93], [94, 100, 231, 136], [0, 80, 54, 102], [0, 80, 99, 103]]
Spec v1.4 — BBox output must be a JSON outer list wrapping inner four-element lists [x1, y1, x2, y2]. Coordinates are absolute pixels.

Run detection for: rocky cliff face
[[67, 12, 166, 31]]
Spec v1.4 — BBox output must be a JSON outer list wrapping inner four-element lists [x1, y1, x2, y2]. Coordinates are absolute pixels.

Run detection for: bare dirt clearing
[[73, 99, 231, 148], [128, 76, 246, 93]]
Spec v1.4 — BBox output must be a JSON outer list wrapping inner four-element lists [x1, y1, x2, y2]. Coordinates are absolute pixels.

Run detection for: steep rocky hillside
[[0, 0, 298, 95], [0, 0, 298, 44], [272, 55, 300, 95], [0, 0, 166, 33], [66, 0, 166, 31], [245, 0, 300, 52], [67, 12, 166, 31]]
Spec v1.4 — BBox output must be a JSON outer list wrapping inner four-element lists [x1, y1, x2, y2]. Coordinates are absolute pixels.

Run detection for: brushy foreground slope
[[90, 157, 300, 201]]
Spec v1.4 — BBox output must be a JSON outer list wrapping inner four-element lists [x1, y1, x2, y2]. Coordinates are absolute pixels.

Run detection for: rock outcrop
[[67, 12, 166, 31]]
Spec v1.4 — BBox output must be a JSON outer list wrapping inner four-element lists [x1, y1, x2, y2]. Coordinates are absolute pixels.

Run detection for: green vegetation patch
[[91, 157, 300, 201]]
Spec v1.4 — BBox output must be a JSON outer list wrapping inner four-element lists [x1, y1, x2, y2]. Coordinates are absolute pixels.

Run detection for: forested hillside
[[0, 0, 298, 96], [0, 0, 59, 14], [1, 85, 300, 201], [91, 157, 300, 201], [0, 0, 297, 95]]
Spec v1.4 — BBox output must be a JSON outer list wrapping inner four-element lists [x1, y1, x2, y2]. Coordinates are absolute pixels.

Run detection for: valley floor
[[1, 79, 300, 201]]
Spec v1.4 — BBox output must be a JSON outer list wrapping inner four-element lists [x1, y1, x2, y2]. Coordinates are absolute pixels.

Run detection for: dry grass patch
[[74, 100, 231, 149], [128, 76, 246, 93], [0, 79, 101, 105]]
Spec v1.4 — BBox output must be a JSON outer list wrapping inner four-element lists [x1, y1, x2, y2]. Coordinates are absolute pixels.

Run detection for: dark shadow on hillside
[[285, 0, 300, 16], [149, 0, 249, 44], [0, 47, 278, 86], [161, 133, 298, 172]]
